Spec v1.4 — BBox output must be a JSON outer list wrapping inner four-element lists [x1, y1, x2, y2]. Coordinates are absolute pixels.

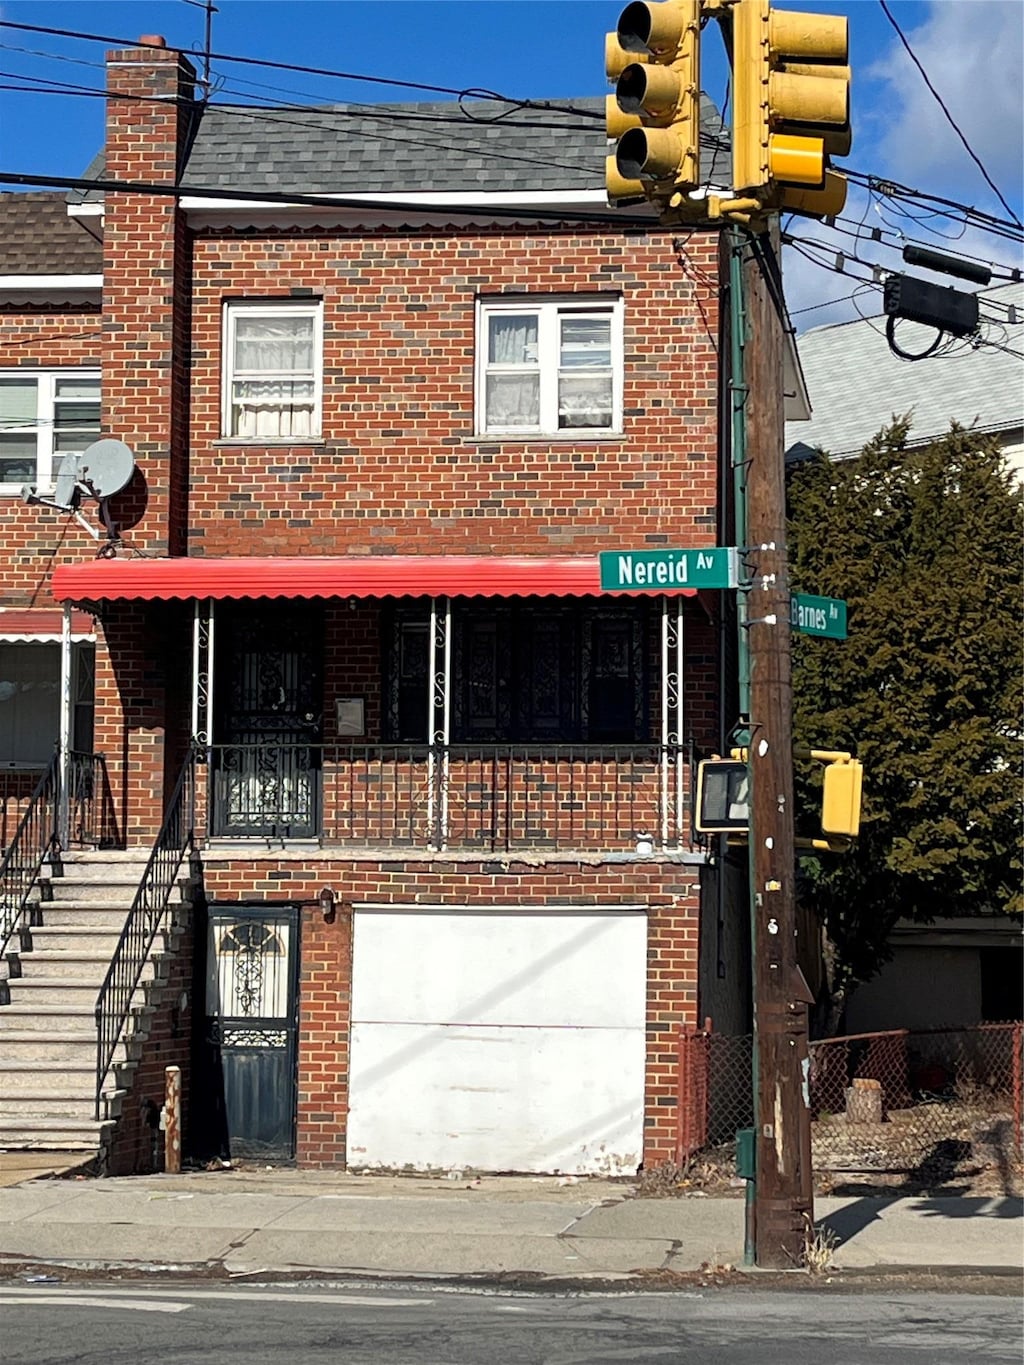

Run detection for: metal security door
[[212, 603, 323, 838], [203, 904, 299, 1161]]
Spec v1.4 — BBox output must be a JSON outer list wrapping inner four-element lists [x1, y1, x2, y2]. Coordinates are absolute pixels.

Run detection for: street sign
[[599, 547, 738, 592], [791, 592, 847, 640]]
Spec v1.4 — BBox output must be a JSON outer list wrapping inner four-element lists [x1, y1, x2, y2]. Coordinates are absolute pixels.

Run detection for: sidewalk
[[0, 1162, 1021, 1282]]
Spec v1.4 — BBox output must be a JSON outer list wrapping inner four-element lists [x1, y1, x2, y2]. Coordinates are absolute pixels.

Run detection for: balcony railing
[[206, 742, 684, 852]]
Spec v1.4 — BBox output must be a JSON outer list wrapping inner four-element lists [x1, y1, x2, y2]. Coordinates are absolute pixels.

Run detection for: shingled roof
[[0, 192, 103, 275], [785, 282, 1024, 463], [69, 94, 729, 202]]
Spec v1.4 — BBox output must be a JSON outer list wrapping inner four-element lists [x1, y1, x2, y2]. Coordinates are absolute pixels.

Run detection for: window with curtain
[[0, 372, 100, 489], [477, 298, 622, 436], [223, 302, 323, 439]]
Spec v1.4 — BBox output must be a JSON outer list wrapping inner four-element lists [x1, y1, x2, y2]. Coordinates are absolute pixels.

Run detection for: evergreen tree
[[786, 422, 1023, 1029]]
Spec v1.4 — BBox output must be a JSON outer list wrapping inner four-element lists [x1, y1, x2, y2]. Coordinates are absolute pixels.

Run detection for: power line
[[877, 0, 1022, 231], [0, 166, 663, 231]]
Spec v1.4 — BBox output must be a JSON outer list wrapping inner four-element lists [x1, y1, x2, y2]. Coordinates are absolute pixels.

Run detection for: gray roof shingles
[[786, 282, 1024, 459]]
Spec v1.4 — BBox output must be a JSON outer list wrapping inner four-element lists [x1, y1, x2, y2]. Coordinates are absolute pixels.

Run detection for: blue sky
[[0, 1, 1021, 327]]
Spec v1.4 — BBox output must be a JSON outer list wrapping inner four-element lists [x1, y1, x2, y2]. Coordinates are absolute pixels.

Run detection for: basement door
[[346, 908, 647, 1175], [203, 904, 300, 1161]]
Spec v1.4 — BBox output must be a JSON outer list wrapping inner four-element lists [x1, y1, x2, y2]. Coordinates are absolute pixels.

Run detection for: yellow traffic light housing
[[821, 757, 863, 838], [605, 0, 701, 207], [696, 758, 750, 833], [732, 0, 850, 215]]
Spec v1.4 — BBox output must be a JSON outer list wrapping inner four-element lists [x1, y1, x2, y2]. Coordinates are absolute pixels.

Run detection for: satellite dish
[[78, 440, 135, 499]]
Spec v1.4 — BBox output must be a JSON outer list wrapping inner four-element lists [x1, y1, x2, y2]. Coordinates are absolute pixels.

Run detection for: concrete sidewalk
[[0, 1165, 1021, 1281]]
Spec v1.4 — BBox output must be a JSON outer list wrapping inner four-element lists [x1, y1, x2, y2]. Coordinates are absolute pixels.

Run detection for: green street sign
[[599, 547, 738, 592], [791, 592, 847, 640]]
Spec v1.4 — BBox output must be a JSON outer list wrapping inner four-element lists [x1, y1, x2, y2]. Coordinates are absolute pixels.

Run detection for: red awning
[[51, 555, 696, 604], [0, 607, 95, 640]]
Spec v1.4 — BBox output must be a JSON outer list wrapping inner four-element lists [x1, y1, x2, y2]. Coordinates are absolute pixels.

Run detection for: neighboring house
[[785, 282, 1024, 1034], [0, 193, 102, 844], [0, 39, 753, 1174], [785, 281, 1024, 477]]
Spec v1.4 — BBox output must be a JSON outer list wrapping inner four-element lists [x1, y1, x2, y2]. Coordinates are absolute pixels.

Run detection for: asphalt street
[[1, 1282, 1021, 1365]]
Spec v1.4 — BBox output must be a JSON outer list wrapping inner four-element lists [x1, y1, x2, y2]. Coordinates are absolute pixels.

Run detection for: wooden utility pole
[[742, 223, 814, 1268]]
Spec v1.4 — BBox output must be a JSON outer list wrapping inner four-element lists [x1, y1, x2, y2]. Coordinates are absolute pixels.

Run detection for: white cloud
[[866, 0, 1023, 211]]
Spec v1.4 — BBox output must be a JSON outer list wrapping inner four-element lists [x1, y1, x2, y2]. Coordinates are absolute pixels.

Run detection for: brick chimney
[[103, 37, 197, 555]]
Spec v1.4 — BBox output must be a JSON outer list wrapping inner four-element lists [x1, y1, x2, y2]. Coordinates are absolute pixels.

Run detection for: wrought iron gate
[[212, 604, 323, 839], [202, 904, 299, 1161]]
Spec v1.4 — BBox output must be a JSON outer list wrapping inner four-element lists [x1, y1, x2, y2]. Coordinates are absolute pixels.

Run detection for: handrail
[[94, 748, 198, 1119], [0, 753, 59, 968]]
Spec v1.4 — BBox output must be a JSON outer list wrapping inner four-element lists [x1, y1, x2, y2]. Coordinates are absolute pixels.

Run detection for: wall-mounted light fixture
[[318, 886, 337, 923]]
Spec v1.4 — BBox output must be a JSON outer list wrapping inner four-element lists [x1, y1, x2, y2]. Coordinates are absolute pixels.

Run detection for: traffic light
[[605, 0, 701, 207], [695, 758, 749, 833], [821, 757, 863, 838], [732, 0, 850, 216]]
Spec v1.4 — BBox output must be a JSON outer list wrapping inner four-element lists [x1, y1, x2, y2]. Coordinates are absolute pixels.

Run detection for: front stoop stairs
[[0, 850, 194, 1162]]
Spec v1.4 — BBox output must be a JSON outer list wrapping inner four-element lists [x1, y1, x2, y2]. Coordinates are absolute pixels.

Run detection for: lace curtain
[[230, 314, 317, 438]]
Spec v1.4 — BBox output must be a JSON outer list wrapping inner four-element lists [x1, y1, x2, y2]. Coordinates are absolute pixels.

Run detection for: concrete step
[[0, 1115, 114, 1151], [5, 977, 153, 1006], [0, 1030, 139, 1064], [20, 926, 131, 955], [9, 952, 159, 983], [0, 1090, 125, 1120], [30, 904, 133, 927], [41, 876, 145, 905], [0, 1060, 134, 1095]]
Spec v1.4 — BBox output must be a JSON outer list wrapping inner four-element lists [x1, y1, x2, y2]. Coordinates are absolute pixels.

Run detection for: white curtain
[[232, 380, 315, 438], [486, 314, 539, 427]]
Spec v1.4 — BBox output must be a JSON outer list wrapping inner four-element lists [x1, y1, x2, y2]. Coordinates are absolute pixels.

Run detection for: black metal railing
[[206, 742, 675, 852], [0, 754, 59, 967], [94, 748, 197, 1118], [67, 750, 119, 849]]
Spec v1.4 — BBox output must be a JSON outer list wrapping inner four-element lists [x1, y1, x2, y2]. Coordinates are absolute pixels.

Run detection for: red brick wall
[[103, 909, 193, 1177], [184, 229, 719, 557], [201, 859, 702, 1170], [103, 43, 195, 556], [0, 305, 103, 611]]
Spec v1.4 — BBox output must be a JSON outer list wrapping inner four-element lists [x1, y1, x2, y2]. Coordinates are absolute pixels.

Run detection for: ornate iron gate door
[[213, 604, 323, 839], [203, 904, 299, 1161]]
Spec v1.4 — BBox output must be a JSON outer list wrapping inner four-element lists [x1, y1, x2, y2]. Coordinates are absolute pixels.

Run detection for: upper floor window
[[0, 371, 100, 490], [476, 297, 623, 437], [222, 301, 323, 440]]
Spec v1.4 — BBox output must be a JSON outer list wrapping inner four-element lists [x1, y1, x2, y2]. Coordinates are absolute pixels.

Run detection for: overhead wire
[[877, 0, 1022, 230]]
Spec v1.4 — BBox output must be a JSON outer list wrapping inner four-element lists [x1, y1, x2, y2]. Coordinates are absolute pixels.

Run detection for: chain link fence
[[677, 1022, 1023, 1187]]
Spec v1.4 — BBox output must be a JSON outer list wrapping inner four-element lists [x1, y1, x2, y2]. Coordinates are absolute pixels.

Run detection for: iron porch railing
[[94, 748, 197, 1119], [206, 741, 683, 851], [0, 754, 59, 975]]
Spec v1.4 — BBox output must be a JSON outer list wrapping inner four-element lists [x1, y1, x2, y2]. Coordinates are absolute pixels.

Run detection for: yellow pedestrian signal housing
[[821, 756, 863, 838], [605, 0, 701, 207], [695, 758, 750, 833], [732, 0, 851, 216]]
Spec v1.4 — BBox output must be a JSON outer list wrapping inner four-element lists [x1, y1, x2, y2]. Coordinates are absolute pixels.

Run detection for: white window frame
[[0, 369, 101, 493], [221, 300, 324, 441], [475, 296, 624, 438]]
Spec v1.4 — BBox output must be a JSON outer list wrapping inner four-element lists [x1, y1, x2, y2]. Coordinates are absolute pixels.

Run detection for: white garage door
[[347, 907, 647, 1176]]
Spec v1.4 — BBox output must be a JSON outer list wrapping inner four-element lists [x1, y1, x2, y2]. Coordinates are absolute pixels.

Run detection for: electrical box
[[821, 758, 863, 837], [695, 759, 750, 834], [735, 1126, 756, 1180]]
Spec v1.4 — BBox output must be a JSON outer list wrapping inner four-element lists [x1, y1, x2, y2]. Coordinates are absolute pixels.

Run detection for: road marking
[[0, 1294, 189, 1314], [0, 1287, 430, 1310]]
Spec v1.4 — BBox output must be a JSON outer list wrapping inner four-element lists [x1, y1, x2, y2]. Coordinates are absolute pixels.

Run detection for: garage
[[346, 906, 648, 1175]]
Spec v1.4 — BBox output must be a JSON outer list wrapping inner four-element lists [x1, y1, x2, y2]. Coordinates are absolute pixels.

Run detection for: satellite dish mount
[[22, 439, 136, 543]]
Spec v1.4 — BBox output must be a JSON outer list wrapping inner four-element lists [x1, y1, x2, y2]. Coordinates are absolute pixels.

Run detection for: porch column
[[660, 597, 685, 848], [191, 597, 215, 748], [58, 601, 72, 847], [426, 596, 451, 849]]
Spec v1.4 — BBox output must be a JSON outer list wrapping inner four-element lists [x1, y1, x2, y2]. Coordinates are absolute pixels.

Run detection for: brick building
[[1, 38, 751, 1173]]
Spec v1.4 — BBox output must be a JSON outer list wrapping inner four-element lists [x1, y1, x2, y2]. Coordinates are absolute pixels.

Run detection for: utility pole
[[742, 222, 814, 1268]]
